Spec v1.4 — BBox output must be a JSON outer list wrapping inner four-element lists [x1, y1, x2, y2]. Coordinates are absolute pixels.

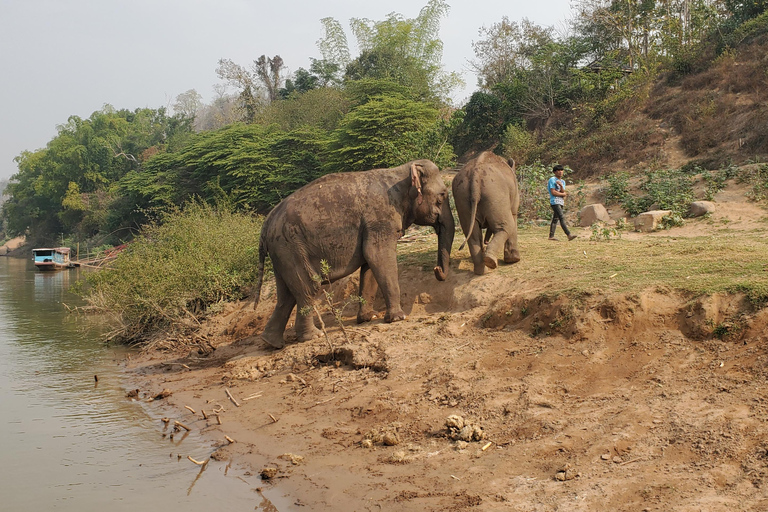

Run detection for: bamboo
[[225, 388, 241, 407]]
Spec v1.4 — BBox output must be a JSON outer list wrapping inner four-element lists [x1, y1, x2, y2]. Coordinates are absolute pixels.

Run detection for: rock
[[360, 439, 373, 449], [689, 201, 716, 217], [0, 246, 6, 256], [382, 432, 400, 446], [445, 415, 465, 430], [579, 203, 612, 227], [260, 467, 278, 479], [634, 210, 672, 232]]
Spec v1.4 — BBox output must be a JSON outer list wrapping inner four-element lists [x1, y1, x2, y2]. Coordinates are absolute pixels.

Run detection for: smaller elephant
[[452, 151, 521, 275]]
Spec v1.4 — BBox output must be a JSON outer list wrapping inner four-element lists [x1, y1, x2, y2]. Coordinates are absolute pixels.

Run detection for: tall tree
[[318, 0, 462, 103]]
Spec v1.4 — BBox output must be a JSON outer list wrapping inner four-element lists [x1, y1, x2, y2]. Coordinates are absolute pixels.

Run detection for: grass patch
[[399, 225, 768, 305], [78, 202, 263, 345]]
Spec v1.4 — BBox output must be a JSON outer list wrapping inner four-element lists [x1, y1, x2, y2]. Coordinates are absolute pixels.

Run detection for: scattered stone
[[153, 388, 172, 400], [360, 439, 373, 449], [260, 467, 278, 480], [445, 415, 465, 430], [634, 210, 672, 232], [445, 415, 484, 442], [555, 464, 580, 481], [689, 201, 716, 217], [382, 432, 401, 446], [579, 204, 612, 227], [601, 453, 611, 461], [279, 453, 305, 465], [455, 440, 469, 451]]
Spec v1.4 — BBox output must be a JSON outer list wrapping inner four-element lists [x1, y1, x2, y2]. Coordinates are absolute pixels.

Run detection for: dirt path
[[125, 185, 768, 511]]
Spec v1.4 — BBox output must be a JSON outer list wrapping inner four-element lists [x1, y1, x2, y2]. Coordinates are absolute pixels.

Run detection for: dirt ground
[[125, 178, 768, 511]]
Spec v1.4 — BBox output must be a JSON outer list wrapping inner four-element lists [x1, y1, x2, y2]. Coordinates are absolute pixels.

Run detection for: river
[[0, 256, 283, 511]]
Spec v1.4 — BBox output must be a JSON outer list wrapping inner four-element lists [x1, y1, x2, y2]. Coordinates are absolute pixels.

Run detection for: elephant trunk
[[433, 199, 455, 281]]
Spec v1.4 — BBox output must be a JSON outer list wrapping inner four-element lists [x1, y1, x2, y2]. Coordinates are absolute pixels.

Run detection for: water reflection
[[0, 257, 287, 511]]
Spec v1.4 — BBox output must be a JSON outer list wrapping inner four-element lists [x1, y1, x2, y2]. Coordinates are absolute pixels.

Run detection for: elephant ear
[[410, 163, 424, 205]]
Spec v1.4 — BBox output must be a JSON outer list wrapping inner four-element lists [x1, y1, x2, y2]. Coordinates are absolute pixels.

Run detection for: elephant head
[[408, 161, 455, 281]]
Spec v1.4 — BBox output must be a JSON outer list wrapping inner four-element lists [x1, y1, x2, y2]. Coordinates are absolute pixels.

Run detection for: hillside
[[535, 37, 768, 179], [125, 173, 768, 511]]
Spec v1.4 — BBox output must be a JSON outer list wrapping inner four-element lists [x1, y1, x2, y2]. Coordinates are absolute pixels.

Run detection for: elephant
[[253, 159, 455, 349], [451, 151, 521, 275]]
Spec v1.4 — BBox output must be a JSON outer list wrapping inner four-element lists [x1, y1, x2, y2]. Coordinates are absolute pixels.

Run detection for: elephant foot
[[504, 250, 521, 264], [384, 310, 406, 323], [483, 255, 498, 269], [261, 331, 286, 349], [357, 310, 379, 324], [296, 325, 322, 342]]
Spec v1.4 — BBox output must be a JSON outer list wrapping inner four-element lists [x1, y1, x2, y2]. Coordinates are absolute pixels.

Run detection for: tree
[[324, 92, 454, 172], [173, 89, 203, 120], [255, 55, 286, 102], [318, 0, 462, 103]]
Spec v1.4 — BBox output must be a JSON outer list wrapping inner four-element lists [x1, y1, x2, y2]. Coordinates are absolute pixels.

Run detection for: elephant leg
[[261, 274, 295, 349], [363, 243, 405, 323], [466, 221, 486, 275], [282, 270, 322, 343], [484, 230, 510, 270], [357, 263, 380, 323], [503, 217, 521, 264]]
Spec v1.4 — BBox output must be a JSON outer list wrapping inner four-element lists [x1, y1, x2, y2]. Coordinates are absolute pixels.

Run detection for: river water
[[0, 257, 281, 511]]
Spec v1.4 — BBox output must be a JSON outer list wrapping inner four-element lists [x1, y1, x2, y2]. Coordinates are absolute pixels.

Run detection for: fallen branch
[[225, 388, 241, 407], [225, 435, 235, 444], [619, 457, 645, 466], [188, 456, 209, 467], [242, 393, 263, 402], [269, 414, 278, 423], [184, 405, 196, 414], [174, 421, 192, 432], [216, 414, 222, 425]]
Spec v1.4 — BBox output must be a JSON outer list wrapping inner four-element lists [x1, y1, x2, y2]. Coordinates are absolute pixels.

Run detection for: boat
[[32, 247, 79, 271]]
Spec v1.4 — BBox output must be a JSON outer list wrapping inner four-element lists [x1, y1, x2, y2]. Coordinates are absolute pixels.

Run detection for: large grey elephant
[[452, 151, 520, 275], [253, 159, 455, 349]]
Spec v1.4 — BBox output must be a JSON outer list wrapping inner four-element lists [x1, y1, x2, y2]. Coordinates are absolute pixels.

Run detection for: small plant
[[660, 212, 685, 230], [590, 222, 622, 241], [304, 259, 365, 351]]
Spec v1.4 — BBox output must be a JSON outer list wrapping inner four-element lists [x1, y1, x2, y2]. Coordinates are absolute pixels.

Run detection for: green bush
[[517, 162, 553, 221], [80, 202, 263, 345]]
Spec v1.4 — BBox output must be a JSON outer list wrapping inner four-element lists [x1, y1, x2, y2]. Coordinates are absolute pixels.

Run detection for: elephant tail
[[458, 179, 481, 251], [253, 235, 267, 309]]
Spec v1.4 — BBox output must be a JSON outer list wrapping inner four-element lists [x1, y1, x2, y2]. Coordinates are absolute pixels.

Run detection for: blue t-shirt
[[548, 176, 565, 205]]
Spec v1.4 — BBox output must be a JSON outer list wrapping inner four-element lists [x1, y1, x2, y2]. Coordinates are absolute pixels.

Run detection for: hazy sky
[[0, 0, 573, 181]]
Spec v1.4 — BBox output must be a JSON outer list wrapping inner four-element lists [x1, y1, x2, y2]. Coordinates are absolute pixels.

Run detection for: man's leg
[[549, 205, 560, 240], [552, 204, 572, 237]]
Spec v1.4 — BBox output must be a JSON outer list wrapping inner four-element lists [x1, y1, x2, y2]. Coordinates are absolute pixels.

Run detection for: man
[[548, 164, 577, 241]]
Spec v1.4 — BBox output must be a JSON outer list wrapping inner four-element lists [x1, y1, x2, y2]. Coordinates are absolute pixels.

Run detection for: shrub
[[517, 162, 554, 221], [80, 202, 263, 345]]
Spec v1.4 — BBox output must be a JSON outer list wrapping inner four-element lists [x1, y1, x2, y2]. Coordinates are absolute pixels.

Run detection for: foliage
[[80, 202, 263, 345], [701, 165, 738, 200], [640, 169, 695, 214], [321, 0, 461, 103], [660, 212, 685, 229], [590, 222, 622, 241], [324, 93, 454, 172], [500, 123, 540, 164], [602, 168, 694, 217], [516, 162, 555, 221], [2, 106, 192, 239], [738, 164, 768, 202], [302, 259, 365, 349]]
